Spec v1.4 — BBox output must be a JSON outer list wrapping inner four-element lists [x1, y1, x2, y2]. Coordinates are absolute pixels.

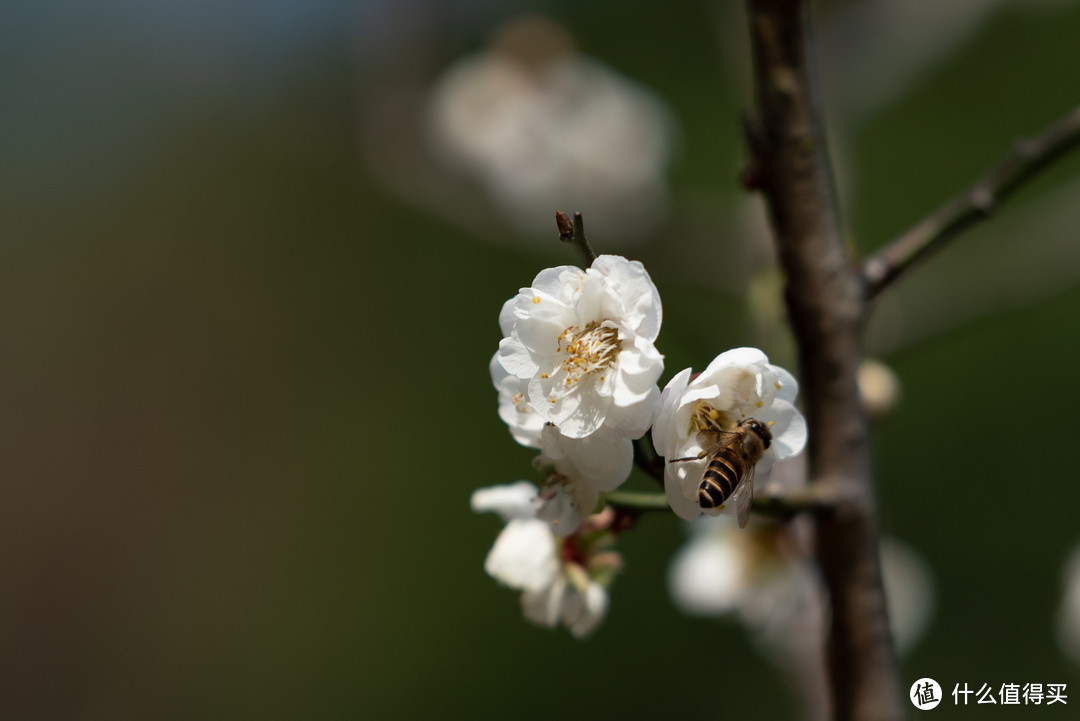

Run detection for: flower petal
[[530, 266, 585, 304], [604, 384, 660, 439], [700, 347, 769, 376], [590, 255, 662, 340], [521, 572, 567, 627], [484, 518, 559, 592], [759, 399, 808, 461], [497, 336, 539, 379], [665, 464, 704, 521], [537, 377, 609, 438], [535, 484, 591, 537], [668, 525, 745, 615], [569, 583, 609, 638], [652, 367, 692, 457], [772, 365, 799, 404], [498, 296, 517, 337], [470, 481, 539, 521]]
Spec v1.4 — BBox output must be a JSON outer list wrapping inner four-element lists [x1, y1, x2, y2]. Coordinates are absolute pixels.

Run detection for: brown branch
[[744, 1, 901, 719], [863, 104, 1080, 297], [632, 435, 666, 488]]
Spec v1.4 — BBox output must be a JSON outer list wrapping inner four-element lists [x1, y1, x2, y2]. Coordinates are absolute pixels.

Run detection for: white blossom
[[495, 255, 664, 440], [472, 484, 622, 638], [652, 348, 807, 521], [667, 517, 746, 616]]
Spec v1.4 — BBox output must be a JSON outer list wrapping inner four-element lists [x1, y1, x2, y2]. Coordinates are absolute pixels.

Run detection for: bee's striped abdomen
[[698, 447, 747, 508]]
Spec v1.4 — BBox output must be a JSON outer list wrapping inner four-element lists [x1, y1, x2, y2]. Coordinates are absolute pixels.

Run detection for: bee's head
[[742, 418, 772, 448]]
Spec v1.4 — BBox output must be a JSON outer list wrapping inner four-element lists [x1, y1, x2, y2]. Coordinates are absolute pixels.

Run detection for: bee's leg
[[668, 452, 708, 464]]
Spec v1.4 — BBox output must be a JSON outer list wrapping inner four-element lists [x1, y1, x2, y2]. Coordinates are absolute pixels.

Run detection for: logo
[[911, 678, 942, 710]]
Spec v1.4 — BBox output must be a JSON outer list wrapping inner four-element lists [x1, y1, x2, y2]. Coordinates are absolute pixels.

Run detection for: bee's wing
[[733, 464, 756, 529]]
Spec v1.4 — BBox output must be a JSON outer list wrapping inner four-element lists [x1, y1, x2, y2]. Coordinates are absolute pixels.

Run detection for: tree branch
[[632, 435, 666, 487], [863, 104, 1080, 297], [744, 1, 900, 719]]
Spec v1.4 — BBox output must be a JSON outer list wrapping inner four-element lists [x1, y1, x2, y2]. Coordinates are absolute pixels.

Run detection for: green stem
[[605, 491, 670, 511], [605, 487, 826, 518]]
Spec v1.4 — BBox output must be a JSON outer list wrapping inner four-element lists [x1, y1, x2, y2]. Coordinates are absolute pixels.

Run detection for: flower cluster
[[475, 253, 808, 638], [491, 254, 663, 535], [472, 482, 622, 638], [668, 513, 933, 659]]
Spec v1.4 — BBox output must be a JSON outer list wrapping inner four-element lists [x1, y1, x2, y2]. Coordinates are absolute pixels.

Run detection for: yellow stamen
[[555, 321, 621, 387], [532, 296, 541, 304]]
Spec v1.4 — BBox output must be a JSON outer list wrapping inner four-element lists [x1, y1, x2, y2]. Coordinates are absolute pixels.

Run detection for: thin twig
[[863, 104, 1080, 297], [745, 1, 900, 718], [556, 210, 598, 266]]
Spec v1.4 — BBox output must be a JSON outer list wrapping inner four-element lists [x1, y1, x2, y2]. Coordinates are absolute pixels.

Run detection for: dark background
[[2, 1, 1079, 718]]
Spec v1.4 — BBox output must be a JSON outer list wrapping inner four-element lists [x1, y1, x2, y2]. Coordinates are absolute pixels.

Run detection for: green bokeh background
[[3, 1, 1080, 718]]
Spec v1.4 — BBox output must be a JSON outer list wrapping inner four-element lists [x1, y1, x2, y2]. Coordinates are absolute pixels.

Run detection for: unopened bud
[[857, 358, 902, 420], [555, 210, 574, 240]]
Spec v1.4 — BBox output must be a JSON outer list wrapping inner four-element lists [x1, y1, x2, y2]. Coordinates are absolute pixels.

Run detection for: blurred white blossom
[[472, 483, 622, 638], [652, 348, 807, 521], [471, 480, 542, 522], [426, 16, 673, 241], [495, 255, 664, 440], [879, 537, 935, 656], [1056, 543, 1080, 665], [669, 517, 933, 657], [668, 515, 824, 657]]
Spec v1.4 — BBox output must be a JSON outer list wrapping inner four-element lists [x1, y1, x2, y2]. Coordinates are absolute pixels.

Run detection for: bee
[[670, 416, 772, 528]]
